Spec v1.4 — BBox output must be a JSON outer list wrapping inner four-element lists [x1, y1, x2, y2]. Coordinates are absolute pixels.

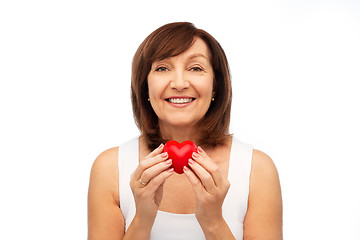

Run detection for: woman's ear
[[211, 91, 216, 101], [212, 77, 217, 95]]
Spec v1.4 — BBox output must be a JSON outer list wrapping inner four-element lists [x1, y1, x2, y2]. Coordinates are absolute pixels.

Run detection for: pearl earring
[[211, 97, 215, 101]]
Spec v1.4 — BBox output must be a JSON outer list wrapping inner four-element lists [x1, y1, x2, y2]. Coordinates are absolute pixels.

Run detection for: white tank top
[[118, 137, 253, 240]]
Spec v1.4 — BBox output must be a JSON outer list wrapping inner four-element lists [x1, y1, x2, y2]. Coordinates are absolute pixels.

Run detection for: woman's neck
[[158, 123, 200, 144]]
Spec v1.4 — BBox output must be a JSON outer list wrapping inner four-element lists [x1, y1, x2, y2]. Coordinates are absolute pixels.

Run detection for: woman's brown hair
[[131, 22, 232, 149]]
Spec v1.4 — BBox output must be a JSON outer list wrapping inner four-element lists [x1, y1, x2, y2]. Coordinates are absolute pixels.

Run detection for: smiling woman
[[131, 22, 232, 149], [88, 22, 283, 240], [148, 38, 214, 137]]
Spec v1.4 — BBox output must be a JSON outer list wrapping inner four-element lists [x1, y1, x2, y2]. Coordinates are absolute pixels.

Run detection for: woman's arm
[[243, 149, 283, 240], [88, 144, 174, 240], [88, 147, 125, 240]]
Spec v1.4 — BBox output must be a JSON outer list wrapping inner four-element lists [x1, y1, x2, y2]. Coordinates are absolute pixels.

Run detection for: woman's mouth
[[166, 98, 195, 104], [165, 97, 196, 108]]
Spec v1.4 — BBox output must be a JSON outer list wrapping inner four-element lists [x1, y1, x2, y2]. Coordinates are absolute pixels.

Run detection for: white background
[[1, 0, 359, 239]]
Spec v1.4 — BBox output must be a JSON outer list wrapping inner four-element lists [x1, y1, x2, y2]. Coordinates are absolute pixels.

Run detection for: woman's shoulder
[[251, 149, 278, 176], [90, 136, 139, 183], [91, 147, 119, 173], [230, 138, 278, 178], [248, 148, 282, 211], [89, 147, 120, 202], [92, 137, 139, 168], [249, 148, 280, 193]]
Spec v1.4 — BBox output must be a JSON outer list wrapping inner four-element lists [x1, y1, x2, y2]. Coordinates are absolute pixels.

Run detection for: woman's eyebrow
[[152, 53, 209, 66]]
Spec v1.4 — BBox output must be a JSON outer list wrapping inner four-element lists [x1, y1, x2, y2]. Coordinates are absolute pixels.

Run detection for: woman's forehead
[[182, 38, 211, 59], [153, 38, 211, 64]]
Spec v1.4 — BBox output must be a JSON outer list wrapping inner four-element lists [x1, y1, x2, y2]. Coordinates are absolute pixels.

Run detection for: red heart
[[163, 140, 197, 174]]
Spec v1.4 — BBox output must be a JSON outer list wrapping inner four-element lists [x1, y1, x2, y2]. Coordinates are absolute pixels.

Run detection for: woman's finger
[[146, 167, 174, 192], [139, 159, 172, 184], [132, 151, 168, 181], [188, 158, 217, 193], [192, 147, 225, 187], [183, 165, 207, 196], [144, 143, 164, 160]]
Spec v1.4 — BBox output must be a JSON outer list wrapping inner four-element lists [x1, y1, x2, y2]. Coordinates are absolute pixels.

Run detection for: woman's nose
[[169, 70, 190, 91]]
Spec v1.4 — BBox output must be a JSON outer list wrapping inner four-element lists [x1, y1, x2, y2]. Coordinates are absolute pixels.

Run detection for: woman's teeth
[[168, 98, 194, 104]]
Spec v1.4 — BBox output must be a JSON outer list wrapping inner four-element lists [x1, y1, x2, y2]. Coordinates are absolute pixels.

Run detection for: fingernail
[[161, 152, 168, 158], [168, 168, 174, 173], [158, 143, 164, 149], [188, 159, 195, 164], [192, 152, 200, 158], [183, 166, 189, 172], [165, 159, 172, 164], [198, 146, 203, 153]]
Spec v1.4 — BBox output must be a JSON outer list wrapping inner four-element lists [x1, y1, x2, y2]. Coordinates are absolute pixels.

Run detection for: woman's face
[[147, 37, 214, 130]]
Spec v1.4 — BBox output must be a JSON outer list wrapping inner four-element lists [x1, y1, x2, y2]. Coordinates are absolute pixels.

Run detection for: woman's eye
[[155, 66, 168, 72], [190, 66, 203, 72]]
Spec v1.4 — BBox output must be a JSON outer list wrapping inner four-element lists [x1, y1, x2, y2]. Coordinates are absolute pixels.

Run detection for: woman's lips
[[165, 97, 196, 108], [167, 97, 194, 104]]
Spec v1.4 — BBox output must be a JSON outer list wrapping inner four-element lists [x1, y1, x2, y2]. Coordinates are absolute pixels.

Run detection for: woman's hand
[[183, 146, 231, 233], [129, 143, 174, 227]]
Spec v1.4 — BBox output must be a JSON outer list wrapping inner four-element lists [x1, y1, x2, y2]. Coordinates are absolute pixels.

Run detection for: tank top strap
[[222, 137, 253, 235], [118, 137, 139, 230]]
